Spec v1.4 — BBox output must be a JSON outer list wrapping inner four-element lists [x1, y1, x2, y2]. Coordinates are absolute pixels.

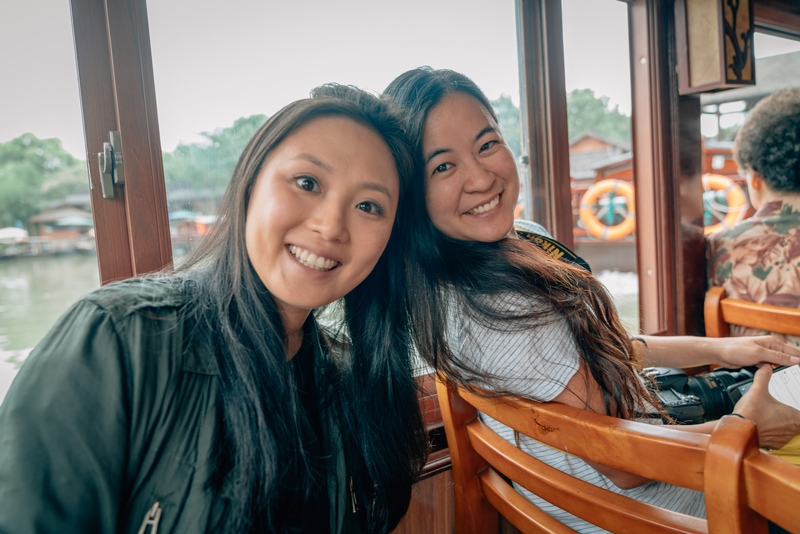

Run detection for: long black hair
[[385, 67, 657, 419], [176, 84, 427, 533]]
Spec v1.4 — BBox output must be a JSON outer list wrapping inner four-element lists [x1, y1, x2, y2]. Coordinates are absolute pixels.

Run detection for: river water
[[0, 253, 100, 402], [0, 253, 639, 404]]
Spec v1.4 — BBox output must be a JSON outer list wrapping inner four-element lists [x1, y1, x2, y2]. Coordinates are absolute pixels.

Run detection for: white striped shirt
[[446, 222, 705, 532]]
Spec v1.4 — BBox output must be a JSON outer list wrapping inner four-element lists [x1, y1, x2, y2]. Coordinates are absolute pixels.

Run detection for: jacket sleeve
[[0, 299, 130, 534]]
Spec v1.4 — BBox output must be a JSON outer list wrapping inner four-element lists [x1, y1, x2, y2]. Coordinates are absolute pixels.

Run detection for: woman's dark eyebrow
[[360, 182, 393, 200], [475, 126, 497, 142], [295, 153, 333, 172], [425, 148, 450, 165], [425, 126, 498, 166]]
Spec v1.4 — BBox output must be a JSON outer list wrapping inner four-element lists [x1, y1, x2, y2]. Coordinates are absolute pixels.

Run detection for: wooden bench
[[437, 376, 757, 533]]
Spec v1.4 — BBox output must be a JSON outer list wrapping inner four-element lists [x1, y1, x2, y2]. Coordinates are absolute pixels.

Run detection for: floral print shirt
[[706, 200, 800, 346]]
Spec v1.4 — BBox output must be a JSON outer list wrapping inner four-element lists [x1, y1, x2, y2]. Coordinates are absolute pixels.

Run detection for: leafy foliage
[[490, 89, 631, 159], [567, 88, 631, 143], [0, 134, 87, 228], [162, 115, 267, 195], [491, 95, 522, 160], [0, 93, 630, 229]]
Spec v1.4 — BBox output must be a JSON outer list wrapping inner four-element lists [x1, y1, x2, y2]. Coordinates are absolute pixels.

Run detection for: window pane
[[147, 0, 521, 266], [0, 0, 97, 403], [147, 0, 520, 370], [561, 0, 639, 332], [699, 34, 800, 228]]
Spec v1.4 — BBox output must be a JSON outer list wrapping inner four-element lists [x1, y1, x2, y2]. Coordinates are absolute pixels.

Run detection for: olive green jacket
[[0, 278, 359, 534]]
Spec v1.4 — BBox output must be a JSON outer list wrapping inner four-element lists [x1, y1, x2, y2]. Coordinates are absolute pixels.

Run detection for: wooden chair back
[[704, 286, 800, 338], [706, 416, 800, 533], [436, 376, 759, 534]]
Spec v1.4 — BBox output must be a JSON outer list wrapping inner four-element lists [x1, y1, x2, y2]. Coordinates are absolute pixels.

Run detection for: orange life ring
[[702, 173, 748, 235], [579, 179, 636, 241]]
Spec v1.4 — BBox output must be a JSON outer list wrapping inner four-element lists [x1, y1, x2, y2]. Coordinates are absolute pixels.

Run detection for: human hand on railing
[[715, 335, 800, 369], [733, 364, 800, 450]]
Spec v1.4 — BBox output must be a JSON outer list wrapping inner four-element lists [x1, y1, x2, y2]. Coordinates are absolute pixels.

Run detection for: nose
[[462, 158, 495, 193], [306, 199, 350, 242]]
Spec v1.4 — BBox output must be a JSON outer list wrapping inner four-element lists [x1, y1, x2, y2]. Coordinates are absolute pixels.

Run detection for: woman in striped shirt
[[385, 67, 800, 532]]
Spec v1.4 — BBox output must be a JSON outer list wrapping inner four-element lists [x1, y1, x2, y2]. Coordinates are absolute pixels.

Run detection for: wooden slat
[[704, 286, 730, 338], [479, 469, 575, 534], [744, 450, 800, 533], [436, 379, 499, 534], [720, 299, 800, 337], [460, 387, 709, 490], [705, 286, 800, 338], [467, 420, 706, 534], [704, 416, 764, 534]]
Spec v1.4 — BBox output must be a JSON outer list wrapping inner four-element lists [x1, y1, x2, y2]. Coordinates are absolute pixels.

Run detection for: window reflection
[[0, 0, 95, 403], [147, 0, 521, 264], [561, 0, 639, 332], [700, 33, 800, 235]]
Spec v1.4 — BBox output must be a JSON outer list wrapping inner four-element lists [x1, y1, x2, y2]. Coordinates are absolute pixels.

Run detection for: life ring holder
[[702, 173, 748, 235], [579, 179, 636, 241]]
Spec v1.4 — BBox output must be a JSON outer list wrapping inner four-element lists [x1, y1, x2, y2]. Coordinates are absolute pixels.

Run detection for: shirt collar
[[753, 200, 784, 218]]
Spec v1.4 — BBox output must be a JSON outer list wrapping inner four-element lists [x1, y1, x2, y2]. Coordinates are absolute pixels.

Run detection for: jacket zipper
[[349, 476, 358, 514], [137, 502, 162, 534]]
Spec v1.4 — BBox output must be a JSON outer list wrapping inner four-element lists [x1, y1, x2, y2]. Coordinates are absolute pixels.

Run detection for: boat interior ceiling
[[2, 0, 800, 532]]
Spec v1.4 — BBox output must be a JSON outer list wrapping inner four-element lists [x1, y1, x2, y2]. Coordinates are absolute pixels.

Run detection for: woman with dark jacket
[[0, 84, 427, 534]]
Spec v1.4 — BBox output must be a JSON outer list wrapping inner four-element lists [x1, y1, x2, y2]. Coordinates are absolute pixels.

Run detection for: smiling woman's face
[[245, 116, 399, 327], [422, 92, 519, 242]]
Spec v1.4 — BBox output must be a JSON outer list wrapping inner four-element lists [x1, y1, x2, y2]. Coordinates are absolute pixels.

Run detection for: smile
[[288, 245, 339, 271], [467, 194, 500, 215]]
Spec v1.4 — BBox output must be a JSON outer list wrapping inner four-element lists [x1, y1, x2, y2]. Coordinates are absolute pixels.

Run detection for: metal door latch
[[97, 131, 125, 199]]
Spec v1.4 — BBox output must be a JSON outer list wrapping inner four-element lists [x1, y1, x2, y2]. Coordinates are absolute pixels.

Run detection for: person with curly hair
[[707, 88, 800, 346]]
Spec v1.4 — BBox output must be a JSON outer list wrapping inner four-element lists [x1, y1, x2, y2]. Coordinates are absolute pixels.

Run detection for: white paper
[[769, 365, 800, 411]]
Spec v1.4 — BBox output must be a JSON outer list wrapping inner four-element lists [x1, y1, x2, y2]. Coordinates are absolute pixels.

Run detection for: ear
[[749, 171, 765, 191]]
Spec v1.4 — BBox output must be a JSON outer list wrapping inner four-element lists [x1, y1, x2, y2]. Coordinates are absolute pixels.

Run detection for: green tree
[[566, 88, 631, 143], [0, 134, 87, 228], [491, 95, 522, 160], [162, 114, 267, 195]]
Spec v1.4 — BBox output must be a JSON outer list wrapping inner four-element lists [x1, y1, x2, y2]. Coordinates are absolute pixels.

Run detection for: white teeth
[[468, 195, 500, 215], [288, 245, 338, 271]]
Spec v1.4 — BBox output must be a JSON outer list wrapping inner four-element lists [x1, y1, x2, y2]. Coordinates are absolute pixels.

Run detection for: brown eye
[[356, 201, 383, 215], [433, 163, 452, 174], [296, 176, 319, 192]]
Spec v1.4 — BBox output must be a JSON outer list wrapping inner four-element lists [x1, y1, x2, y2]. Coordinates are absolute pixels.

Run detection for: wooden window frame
[[754, 0, 800, 39], [627, 0, 800, 335], [516, 0, 574, 248], [518, 0, 800, 336], [71, 0, 172, 284], [628, 0, 707, 335]]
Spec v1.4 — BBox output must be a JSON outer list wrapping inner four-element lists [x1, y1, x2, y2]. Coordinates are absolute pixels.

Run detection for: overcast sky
[[2, 0, 799, 160]]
